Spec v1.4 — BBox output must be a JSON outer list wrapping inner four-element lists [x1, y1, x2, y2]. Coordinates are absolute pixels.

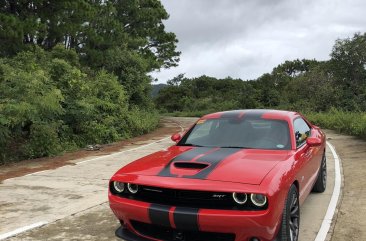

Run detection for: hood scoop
[[173, 162, 209, 169], [170, 162, 209, 176]]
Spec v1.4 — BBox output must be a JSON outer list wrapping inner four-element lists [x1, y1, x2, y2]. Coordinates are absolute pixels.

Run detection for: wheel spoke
[[290, 229, 294, 241], [289, 193, 299, 241], [291, 201, 299, 214], [291, 212, 299, 218], [283, 186, 300, 241], [291, 195, 298, 207]]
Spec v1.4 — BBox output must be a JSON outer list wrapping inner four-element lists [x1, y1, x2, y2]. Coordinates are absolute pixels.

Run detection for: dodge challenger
[[109, 109, 327, 241]]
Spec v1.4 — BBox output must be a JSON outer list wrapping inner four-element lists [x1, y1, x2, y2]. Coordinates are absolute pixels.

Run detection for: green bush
[[125, 108, 160, 136], [24, 123, 63, 158], [0, 47, 159, 164], [306, 108, 366, 139]]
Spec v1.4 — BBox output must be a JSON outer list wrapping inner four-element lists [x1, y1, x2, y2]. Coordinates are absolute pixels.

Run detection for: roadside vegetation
[[1, 1, 365, 164], [0, 0, 178, 164], [155, 33, 366, 139], [307, 110, 366, 139]]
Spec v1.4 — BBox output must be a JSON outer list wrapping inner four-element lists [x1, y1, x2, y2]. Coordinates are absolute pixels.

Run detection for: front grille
[[110, 183, 267, 210], [131, 220, 235, 241]]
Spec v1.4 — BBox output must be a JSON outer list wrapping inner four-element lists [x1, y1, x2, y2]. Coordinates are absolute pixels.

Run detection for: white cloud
[[152, 0, 366, 83]]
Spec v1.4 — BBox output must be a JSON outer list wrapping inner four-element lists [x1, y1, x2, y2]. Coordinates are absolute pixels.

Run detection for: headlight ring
[[250, 193, 267, 207], [113, 181, 125, 193], [127, 183, 139, 194], [232, 192, 248, 204]]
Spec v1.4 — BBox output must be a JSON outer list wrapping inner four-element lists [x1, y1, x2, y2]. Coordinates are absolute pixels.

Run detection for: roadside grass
[[306, 109, 366, 139]]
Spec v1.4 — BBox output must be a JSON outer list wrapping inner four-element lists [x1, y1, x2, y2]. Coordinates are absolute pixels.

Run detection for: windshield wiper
[[219, 146, 252, 149], [179, 143, 204, 147]]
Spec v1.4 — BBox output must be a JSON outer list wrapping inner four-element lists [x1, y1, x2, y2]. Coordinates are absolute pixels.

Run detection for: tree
[[0, 0, 180, 107], [114, 0, 180, 70], [0, 49, 65, 160], [0, 47, 160, 163], [330, 33, 366, 111], [272, 59, 320, 77], [252, 74, 280, 107], [282, 65, 338, 112], [167, 73, 185, 86], [0, 0, 179, 69]]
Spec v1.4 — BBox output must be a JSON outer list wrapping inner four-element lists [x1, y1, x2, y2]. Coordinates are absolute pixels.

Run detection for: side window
[[294, 118, 311, 147]]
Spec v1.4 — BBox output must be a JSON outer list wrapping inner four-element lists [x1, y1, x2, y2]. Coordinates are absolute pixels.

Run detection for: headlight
[[250, 194, 267, 207], [127, 183, 139, 194], [113, 181, 125, 193], [232, 192, 248, 204]]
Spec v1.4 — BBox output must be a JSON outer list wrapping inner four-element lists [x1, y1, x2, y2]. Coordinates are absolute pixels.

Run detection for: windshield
[[178, 118, 291, 150]]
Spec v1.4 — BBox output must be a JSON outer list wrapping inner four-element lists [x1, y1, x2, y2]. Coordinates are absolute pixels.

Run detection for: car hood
[[117, 146, 292, 185]]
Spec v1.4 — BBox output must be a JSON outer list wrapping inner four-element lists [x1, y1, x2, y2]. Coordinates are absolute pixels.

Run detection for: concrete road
[[0, 117, 337, 241], [324, 130, 366, 240]]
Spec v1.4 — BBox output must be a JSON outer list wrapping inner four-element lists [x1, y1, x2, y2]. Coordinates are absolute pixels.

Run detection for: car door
[[293, 117, 316, 202]]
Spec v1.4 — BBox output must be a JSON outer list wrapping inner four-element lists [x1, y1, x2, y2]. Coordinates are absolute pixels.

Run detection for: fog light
[[127, 183, 139, 194], [232, 192, 247, 204], [250, 194, 267, 207], [113, 181, 125, 193]]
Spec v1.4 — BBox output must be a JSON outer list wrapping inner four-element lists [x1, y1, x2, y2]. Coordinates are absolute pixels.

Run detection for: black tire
[[276, 184, 300, 241], [312, 151, 327, 193]]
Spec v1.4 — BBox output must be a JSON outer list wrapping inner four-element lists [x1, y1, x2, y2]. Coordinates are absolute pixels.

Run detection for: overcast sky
[[151, 0, 366, 83]]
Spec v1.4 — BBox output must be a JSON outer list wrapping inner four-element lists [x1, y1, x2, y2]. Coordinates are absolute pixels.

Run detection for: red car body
[[109, 110, 326, 241]]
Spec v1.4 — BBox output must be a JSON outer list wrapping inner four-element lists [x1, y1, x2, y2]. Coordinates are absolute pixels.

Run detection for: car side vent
[[173, 162, 209, 169]]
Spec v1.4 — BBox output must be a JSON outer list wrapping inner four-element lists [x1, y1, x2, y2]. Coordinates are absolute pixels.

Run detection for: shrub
[[125, 108, 160, 136], [306, 108, 366, 139], [0, 47, 160, 164]]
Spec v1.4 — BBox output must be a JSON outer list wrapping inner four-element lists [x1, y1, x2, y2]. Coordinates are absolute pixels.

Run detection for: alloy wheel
[[289, 192, 300, 241]]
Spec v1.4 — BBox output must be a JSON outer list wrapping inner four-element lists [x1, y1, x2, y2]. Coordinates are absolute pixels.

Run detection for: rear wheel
[[276, 184, 300, 241], [312, 151, 327, 193]]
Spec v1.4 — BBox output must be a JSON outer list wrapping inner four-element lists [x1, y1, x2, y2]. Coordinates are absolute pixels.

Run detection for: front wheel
[[276, 184, 300, 241], [312, 151, 327, 193]]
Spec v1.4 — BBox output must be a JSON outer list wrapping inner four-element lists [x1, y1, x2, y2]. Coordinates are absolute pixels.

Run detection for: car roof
[[201, 109, 300, 122]]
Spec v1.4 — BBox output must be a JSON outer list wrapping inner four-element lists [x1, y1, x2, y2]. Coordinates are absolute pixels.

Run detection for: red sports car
[[109, 110, 327, 241]]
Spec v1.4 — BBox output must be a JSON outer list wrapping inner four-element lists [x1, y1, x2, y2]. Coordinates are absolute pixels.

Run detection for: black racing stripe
[[187, 148, 240, 179], [243, 109, 271, 119], [220, 110, 244, 118], [158, 147, 213, 177], [148, 204, 171, 227], [173, 207, 200, 231], [221, 109, 272, 119]]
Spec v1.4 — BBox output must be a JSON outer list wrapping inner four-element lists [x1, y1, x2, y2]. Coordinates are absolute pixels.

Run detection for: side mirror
[[171, 133, 181, 143], [306, 137, 322, 146]]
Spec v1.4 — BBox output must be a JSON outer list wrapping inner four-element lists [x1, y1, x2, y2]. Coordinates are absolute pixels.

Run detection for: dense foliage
[[0, 0, 180, 106], [0, 47, 159, 163], [0, 0, 178, 163], [307, 109, 366, 139], [155, 33, 366, 138]]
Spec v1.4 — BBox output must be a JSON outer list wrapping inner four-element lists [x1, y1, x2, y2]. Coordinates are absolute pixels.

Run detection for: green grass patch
[[306, 109, 366, 139]]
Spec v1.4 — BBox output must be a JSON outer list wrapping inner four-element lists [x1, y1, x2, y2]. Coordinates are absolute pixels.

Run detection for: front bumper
[[109, 194, 281, 241]]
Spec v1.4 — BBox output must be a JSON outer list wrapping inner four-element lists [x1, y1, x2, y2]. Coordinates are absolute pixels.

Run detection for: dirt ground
[[0, 118, 183, 182]]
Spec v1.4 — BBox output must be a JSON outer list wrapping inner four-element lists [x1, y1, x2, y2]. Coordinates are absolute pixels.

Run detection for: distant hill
[[151, 83, 167, 97]]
